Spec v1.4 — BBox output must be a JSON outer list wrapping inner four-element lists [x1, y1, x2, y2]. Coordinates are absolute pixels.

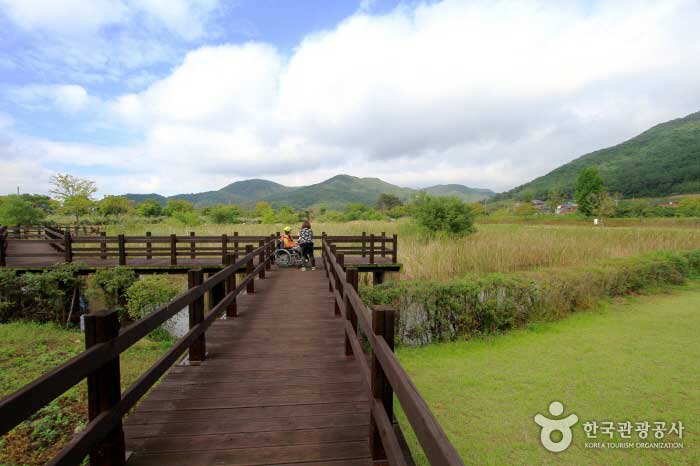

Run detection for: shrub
[[208, 205, 242, 224], [0, 265, 83, 323], [173, 211, 202, 226], [125, 276, 181, 321], [0, 195, 46, 225], [412, 193, 475, 235], [88, 267, 137, 311], [363, 250, 700, 345]]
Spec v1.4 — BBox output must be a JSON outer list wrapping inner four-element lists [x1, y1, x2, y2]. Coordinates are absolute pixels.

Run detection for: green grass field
[[0, 322, 171, 466], [396, 285, 700, 465]]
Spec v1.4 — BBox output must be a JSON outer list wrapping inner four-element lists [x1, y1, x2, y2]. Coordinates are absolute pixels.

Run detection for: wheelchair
[[274, 240, 303, 268]]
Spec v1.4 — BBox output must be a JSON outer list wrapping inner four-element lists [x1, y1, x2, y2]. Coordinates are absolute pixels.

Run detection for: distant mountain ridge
[[125, 175, 495, 209], [503, 111, 700, 199]]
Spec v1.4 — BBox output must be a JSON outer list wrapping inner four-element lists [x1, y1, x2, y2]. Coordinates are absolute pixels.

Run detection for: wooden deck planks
[[124, 264, 371, 466]]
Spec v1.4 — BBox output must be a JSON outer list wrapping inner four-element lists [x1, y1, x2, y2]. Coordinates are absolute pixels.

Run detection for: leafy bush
[[172, 211, 202, 226], [0, 265, 83, 323], [0, 195, 46, 225], [412, 193, 475, 234], [207, 204, 242, 224], [136, 200, 163, 217], [125, 275, 181, 320], [363, 250, 700, 345], [87, 267, 137, 311]]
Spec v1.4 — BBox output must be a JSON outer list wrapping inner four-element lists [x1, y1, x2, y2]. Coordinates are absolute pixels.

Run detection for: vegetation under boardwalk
[[124, 265, 374, 465]]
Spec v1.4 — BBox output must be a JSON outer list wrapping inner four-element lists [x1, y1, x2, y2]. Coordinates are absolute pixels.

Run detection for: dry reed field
[[105, 220, 700, 281]]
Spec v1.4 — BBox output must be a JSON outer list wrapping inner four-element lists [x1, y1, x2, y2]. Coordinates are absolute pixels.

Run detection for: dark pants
[[301, 243, 315, 268]]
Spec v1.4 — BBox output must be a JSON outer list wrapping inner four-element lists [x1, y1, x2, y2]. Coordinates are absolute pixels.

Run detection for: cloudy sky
[[1, 0, 699, 196]]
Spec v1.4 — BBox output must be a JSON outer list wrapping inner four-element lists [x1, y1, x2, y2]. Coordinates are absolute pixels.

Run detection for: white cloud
[[3, 0, 700, 195], [6, 84, 96, 114], [0, 0, 219, 38]]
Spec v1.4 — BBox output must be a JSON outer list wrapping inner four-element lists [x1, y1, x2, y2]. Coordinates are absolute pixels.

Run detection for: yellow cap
[[283, 226, 291, 232]]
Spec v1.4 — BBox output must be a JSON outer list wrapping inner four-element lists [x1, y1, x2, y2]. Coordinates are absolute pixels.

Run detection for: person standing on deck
[[297, 220, 316, 271]]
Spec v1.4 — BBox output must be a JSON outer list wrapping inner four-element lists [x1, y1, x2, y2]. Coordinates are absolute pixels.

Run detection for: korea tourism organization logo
[[534, 401, 685, 452]]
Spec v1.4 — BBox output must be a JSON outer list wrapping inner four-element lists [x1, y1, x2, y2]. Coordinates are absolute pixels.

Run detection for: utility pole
[[16, 186, 20, 195]]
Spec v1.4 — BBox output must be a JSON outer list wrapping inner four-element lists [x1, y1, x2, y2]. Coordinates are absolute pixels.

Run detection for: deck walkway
[[123, 264, 373, 466]]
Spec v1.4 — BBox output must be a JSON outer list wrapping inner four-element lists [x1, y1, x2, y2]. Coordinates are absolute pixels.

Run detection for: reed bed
[[104, 221, 700, 281]]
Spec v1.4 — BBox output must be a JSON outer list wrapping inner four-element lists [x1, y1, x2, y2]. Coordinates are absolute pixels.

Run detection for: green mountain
[[505, 111, 700, 200], [423, 184, 497, 202], [125, 175, 494, 209]]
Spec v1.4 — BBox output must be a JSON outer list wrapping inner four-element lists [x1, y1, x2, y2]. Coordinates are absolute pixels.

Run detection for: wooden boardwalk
[[124, 264, 374, 466]]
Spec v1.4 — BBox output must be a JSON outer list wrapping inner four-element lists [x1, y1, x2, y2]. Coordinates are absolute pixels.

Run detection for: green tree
[[253, 201, 273, 218], [413, 193, 475, 235], [574, 167, 606, 216], [0, 195, 46, 225], [546, 187, 565, 213], [208, 204, 242, 224], [99, 196, 130, 218], [49, 173, 97, 201], [275, 206, 300, 224], [376, 193, 403, 211], [62, 195, 94, 224], [163, 200, 194, 216], [20, 194, 57, 214], [591, 192, 615, 225], [136, 200, 163, 217]]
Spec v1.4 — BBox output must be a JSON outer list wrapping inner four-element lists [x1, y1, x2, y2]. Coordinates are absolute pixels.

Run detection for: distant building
[[556, 203, 578, 215], [657, 201, 679, 208], [531, 199, 549, 213]]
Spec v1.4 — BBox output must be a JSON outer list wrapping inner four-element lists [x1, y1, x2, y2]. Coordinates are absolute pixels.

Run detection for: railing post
[[64, 231, 73, 263], [381, 231, 386, 258], [170, 234, 177, 266], [246, 245, 255, 294], [84, 310, 126, 466], [221, 234, 228, 264], [265, 235, 272, 271], [392, 234, 398, 264], [145, 232, 152, 260], [0, 231, 6, 267], [345, 269, 359, 356], [334, 253, 344, 317], [369, 234, 375, 264], [233, 232, 239, 256], [329, 245, 337, 294], [209, 272, 226, 313], [224, 253, 237, 317], [190, 231, 196, 259], [361, 231, 367, 257], [117, 234, 126, 266], [258, 240, 266, 279], [370, 305, 396, 461], [187, 270, 205, 362], [100, 232, 107, 260]]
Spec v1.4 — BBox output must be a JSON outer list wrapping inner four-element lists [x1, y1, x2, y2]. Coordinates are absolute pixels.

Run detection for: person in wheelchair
[[280, 226, 298, 249], [275, 226, 303, 267]]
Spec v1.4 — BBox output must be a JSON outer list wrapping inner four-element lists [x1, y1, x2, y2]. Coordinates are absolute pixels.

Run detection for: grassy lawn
[[0, 322, 172, 466], [396, 284, 700, 465]]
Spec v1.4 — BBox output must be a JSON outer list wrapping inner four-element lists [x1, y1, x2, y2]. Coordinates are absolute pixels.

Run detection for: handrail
[[0, 226, 7, 266], [0, 238, 276, 465], [322, 240, 464, 466], [2, 230, 398, 266]]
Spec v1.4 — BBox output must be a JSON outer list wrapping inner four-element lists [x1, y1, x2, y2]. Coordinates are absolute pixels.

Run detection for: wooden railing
[[0, 238, 276, 465], [0, 226, 7, 267], [322, 231, 398, 264], [322, 240, 463, 466], [2, 230, 398, 267]]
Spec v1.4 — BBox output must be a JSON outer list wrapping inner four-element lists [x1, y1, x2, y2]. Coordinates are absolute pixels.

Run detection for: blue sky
[[1, 0, 700, 196]]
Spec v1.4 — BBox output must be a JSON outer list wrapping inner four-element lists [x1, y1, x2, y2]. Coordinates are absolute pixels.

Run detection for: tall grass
[[103, 220, 700, 281]]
